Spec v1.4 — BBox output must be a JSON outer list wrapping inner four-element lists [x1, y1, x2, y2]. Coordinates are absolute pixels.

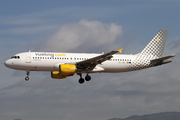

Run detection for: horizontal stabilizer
[[150, 55, 175, 66]]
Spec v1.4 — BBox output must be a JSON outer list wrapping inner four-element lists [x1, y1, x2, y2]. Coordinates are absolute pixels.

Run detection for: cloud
[[1, 53, 180, 120], [1, 59, 180, 120], [1, 58, 180, 120], [38, 19, 123, 52]]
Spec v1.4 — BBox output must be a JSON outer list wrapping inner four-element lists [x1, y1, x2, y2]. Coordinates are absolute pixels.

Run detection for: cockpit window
[[11, 56, 20, 59]]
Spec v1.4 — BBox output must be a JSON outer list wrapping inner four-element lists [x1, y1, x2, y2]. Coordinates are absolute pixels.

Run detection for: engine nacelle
[[51, 64, 76, 79], [51, 71, 67, 79], [59, 64, 76, 75]]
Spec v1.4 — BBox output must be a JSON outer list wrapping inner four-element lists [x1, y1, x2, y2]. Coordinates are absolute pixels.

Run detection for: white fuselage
[[5, 52, 137, 73]]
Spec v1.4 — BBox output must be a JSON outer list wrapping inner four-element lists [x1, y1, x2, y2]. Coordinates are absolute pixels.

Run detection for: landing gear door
[[26, 53, 31, 63]]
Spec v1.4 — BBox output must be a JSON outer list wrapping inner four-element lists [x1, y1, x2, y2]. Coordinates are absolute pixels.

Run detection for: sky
[[1, 0, 180, 120]]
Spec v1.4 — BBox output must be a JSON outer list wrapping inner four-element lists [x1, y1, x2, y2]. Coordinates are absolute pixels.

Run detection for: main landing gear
[[25, 71, 30, 81], [78, 73, 91, 84]]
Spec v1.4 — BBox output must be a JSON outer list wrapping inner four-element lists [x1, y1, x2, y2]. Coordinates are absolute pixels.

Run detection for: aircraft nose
[[4, 60, 11, 68]]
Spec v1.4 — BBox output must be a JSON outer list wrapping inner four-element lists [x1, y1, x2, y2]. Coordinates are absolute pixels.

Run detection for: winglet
[[118, 48, 123, 53]]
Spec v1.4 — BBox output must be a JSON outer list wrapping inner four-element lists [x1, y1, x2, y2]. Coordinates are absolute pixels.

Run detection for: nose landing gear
[[25, 71, 30, 81]]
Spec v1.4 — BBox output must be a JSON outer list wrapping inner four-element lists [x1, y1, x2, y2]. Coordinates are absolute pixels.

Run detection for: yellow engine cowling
[[59, 64, 76, 75], [51, 64, 76, 79], [51, 71, 67, 79]]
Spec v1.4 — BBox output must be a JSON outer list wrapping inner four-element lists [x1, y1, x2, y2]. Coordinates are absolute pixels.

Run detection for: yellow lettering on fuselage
[[54, 54, 66, 57]]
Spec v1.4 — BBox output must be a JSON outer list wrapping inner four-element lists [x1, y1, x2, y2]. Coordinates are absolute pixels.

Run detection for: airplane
[[4, 30, 175, 84]]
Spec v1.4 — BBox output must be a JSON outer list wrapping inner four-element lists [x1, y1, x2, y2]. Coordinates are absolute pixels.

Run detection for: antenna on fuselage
[[29, 50, 31, 52]]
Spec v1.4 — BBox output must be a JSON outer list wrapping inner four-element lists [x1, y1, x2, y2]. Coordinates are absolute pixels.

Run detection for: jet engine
[[59, 64, 76, 75], [51, 64, 76, 79], [51, 71, 67, 79]]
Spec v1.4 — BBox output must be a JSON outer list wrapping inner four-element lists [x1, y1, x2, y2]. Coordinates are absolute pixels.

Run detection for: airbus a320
[[4, 30, 174, 84]]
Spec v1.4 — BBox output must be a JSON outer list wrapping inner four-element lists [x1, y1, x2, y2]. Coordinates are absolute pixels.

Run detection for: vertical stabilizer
[[139, 30, 168, 58], [126, 30, 170, 71]]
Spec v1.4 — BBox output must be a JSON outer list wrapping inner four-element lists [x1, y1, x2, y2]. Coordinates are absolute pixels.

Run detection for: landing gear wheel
[[85, 74, 91, 81], [25, 77, 29, 81], [79, 78, 85, 84], [25, 71, 30, 81]]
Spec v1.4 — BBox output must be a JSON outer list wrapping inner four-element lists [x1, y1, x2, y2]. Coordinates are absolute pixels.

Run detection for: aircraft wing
[[76, 48, 123, 70]]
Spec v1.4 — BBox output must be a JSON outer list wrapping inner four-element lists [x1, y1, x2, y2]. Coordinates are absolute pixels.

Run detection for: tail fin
[[139, 30, 168, 58]]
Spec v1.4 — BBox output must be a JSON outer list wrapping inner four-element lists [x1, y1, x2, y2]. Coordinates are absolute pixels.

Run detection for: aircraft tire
[[79, 78, 85, 84], [25, 77, 29, 81], [85, 75, 91, 81]]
